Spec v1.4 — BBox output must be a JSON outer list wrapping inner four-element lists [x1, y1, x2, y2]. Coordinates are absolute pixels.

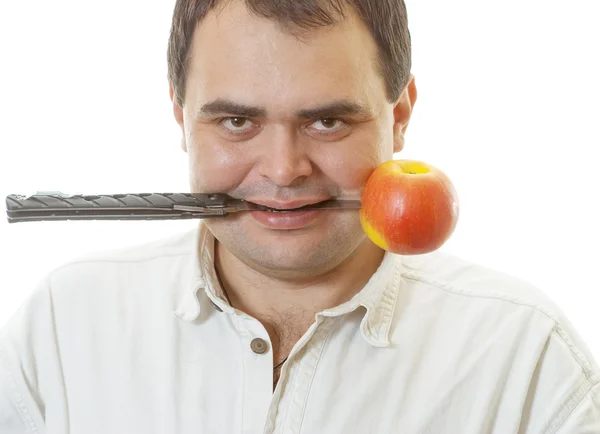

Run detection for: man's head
[[168, 0, 412, 108], [167, 0, 417, 280]]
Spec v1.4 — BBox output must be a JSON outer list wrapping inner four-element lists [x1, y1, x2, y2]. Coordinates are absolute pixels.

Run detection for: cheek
[[186, 130, 254, 193], [315, 130, 390, 194]]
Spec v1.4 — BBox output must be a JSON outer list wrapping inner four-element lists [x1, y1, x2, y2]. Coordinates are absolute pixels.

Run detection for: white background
[[0, 1, 598, 360]]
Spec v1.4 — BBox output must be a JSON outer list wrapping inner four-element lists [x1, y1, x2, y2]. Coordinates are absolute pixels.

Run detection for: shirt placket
[[264, 315, 341, 434], [233, 314, 277, 434]]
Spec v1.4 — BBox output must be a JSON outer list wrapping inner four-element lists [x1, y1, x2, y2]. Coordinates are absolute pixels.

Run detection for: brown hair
[[167, 0, 411, 107]]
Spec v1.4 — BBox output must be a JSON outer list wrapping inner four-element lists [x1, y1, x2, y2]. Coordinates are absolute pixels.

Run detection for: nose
[[256, 128, 313, 186]]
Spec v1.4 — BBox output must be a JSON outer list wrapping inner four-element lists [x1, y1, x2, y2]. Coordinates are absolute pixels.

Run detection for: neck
[[213, 237, 385, 323]]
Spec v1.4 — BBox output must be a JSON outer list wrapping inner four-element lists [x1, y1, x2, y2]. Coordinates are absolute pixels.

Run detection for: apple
[[359, 159, 459, 255]]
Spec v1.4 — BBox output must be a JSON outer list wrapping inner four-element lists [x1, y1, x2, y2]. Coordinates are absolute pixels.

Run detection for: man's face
[[171, 1, 416, 278]]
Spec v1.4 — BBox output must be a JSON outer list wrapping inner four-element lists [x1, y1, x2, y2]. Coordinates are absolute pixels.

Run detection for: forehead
[[184, 0, 386, 111]]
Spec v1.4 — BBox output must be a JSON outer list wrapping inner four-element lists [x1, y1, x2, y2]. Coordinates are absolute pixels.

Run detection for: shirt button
[[250, 338, 269, 354]]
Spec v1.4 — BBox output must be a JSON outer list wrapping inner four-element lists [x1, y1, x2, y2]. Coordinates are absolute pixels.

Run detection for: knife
[[4, 191, 362, 223]]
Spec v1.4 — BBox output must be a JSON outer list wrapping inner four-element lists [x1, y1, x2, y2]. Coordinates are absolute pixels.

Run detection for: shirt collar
[[173, 222, 404, 347], [171, 222, 209, 322], [318, 249, 403, 348]]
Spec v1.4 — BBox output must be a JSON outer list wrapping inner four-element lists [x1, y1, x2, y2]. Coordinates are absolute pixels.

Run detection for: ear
[[392, 74, 418, 153], [169, 85, 187, 152]]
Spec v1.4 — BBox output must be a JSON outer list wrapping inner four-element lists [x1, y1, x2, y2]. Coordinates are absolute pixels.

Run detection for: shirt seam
[[375, 261, 403, 343], [297, 317, 342, 434], [47, 252, 195, 313], [545, 378, 600, 434], [401, 270, 598, 380], [0, 347, 39, 432], [48, 251, 190, 274], [46, 278, 70, 431]]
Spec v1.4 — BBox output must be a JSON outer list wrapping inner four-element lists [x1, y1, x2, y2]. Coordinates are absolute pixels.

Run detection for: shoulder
[[35, 226, 198, 299], [2, 226, 198, 336], [394, 251, 600, 430], [396, 249, 599, 376], [49, 226, 196, 278], [399, 250, 569, 323]]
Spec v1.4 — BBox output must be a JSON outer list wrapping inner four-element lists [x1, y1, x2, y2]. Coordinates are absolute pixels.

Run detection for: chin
[[211, 218, 366, 278]]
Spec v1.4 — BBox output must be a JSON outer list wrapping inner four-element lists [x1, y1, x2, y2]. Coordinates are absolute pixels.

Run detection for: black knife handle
[[4, 192, 233, 223]]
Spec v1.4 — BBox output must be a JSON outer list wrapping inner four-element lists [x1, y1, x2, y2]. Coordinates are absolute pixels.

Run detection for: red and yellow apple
[[360, 159, 459, 255]]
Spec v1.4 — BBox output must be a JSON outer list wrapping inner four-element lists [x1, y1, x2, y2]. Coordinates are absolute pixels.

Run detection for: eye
[[221, 117, 254, 132], [310, 119, 346, 132]]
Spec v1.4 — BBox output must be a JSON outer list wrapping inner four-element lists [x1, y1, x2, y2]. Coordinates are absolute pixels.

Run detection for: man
[[1, 0, 598, 432]]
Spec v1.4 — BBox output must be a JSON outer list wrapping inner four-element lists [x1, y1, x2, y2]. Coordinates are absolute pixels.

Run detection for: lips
[[247, 198, 331, 211]]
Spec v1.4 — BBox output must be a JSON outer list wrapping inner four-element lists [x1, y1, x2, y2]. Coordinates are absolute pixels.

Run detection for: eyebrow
[[296, 100, 371, 119], [196, 98, 370, 119], [196, 99, 267, 118]]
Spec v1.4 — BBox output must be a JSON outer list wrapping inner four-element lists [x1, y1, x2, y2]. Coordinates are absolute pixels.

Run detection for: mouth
[[246, 198, 335, 230], [262, 207, 308, 213], [260, 203, 326, 213], [249, 198, 331, 213]]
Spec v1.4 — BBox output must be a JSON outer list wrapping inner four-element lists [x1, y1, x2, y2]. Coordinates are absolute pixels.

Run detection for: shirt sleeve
[[0, 276, 61, 434], [520, 325, 600, 434], [555, 381, 600, 434], [0, 348, 43, 433]]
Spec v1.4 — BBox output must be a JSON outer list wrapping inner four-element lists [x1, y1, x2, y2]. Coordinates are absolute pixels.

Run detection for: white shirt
[[1, 222, 598, 434]]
